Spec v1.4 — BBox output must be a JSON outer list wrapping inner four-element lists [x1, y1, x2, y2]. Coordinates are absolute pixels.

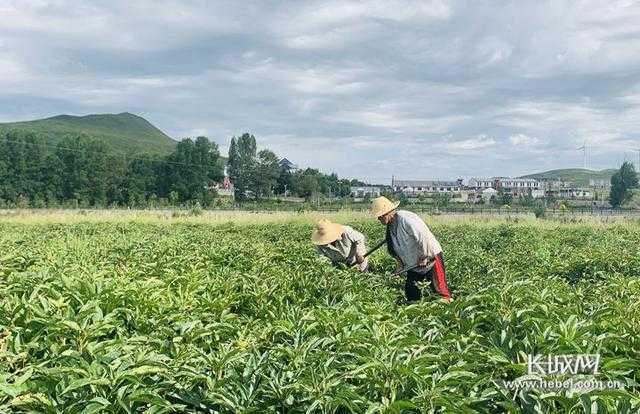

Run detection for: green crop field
[[1, 212, 639, 413]]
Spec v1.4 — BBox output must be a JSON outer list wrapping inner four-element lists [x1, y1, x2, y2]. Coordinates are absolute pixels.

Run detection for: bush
[[189, 202, 203, 216], [533, 203, 546, 218]]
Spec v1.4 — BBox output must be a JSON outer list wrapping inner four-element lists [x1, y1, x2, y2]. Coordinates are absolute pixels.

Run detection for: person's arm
[[345, 227, 367, 263], [394, 257, 404, 274], [315, 246, 332, 263]]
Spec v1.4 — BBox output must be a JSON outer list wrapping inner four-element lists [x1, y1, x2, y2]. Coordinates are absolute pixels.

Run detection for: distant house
[[589, 178, 611, 189], [539, 178, 574, 189], [392, 178, 464, 196], [451, 189, 475, 203], [467, 178, 494, 189], [279, 158, 298, 172], [481, 188, 498, 202], [214, 176, 234, 197], [350, 186, 382, 198], [469, 177, 544, 198]]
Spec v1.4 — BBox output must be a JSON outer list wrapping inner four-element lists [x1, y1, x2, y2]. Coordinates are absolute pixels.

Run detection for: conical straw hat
[[371, 196, 400, 218], [311, 219, 345, 245]]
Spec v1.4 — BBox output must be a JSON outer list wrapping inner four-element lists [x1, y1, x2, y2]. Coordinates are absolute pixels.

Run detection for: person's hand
[[356, 254, 365, 264], [394, 259, 404, 274], [417, 256, 432, 267]]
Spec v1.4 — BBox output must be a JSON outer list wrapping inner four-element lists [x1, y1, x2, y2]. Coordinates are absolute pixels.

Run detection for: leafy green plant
[[0, 218, 639, 412]]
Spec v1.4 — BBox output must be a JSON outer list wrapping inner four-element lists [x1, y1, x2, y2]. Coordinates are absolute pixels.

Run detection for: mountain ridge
[[519, 168, 616, 186], [0, 112, 177, 155]]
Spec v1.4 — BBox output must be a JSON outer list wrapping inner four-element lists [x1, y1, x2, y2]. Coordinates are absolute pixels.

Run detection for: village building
[[392, 178, 464, 196], [451, 189, 476, 203], [481, 188, 498, 203], [589, 178, 611, 189], [214, 176, 234, 197], [279, 158, 298, 172], [350, 186, 383, 198], [468, 177, 545, 198], [467, 178, 495, 189]]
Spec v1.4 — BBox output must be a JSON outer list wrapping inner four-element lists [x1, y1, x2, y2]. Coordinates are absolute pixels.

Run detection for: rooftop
[[393, 179, 460, 187]]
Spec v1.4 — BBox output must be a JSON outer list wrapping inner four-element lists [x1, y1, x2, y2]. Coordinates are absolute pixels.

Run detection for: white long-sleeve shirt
[[387, 210, 442, 274], [315, 225, 368, 271]]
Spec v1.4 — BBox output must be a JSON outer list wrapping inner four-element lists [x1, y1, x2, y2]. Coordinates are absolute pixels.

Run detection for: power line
[[0, 137, 222, 170]]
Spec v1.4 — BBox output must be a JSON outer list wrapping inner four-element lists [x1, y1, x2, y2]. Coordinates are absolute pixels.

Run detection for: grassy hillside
[[520, 168, 616, 186], [0, 112, 177, 155]]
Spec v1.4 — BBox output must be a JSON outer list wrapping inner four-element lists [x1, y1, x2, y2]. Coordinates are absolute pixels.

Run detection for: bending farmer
[[312, 219, 368, 271], [371, 196, 451, 301]]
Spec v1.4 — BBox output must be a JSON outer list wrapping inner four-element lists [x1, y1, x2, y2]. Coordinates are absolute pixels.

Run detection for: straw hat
[[311, 219, 345, 245], [371, 196, 400, 218]]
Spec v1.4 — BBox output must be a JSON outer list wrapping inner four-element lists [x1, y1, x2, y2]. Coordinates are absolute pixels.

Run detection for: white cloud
[[0, 56, 29, 86], [327, 107, 468, 134], [1, 0, 640, 180], [509, 133, 539, 146], [276, 0, 451, 49], [0, 0, 252, 51], [443, 135, 497, 151]]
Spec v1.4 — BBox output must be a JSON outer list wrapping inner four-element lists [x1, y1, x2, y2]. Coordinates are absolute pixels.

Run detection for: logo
[[527, 354, 600, 376], [497, 354, 624, 392]]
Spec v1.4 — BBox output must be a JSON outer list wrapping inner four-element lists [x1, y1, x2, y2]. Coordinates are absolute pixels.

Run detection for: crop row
[[1, 221, 639, 412]]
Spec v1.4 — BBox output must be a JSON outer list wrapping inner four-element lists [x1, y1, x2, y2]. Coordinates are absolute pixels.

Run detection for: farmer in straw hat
[[312, 219, 368, 271], [371, 196, 451, 301]]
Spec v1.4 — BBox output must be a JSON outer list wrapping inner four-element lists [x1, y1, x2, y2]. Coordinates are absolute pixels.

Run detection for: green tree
[[610, 161, 639, 208], [85, 140, 110, 206], [293, 169, 330, 200], [227, 133, 257, 201], [520, 192, 535, 207], [56, 135, 91, 204], [433, 193, 451, 208], [43, 154, 64, 206], [496, 188, 513, 206], [124, 156, 157, 205], [23, 132, 48, 203], [325, 173, 351, 198], [0, 134, 9, 202], [253, 149, 280, 199], [276, 168, 296, 196], [160, 136, 223, 206]]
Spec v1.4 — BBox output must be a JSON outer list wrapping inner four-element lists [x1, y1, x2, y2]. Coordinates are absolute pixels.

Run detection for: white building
[[451, 189, 476, 203], [350, 186, 382, 198], [481, 188, 498, 202], [467, 178, 495, 189], [392, 178, 464, 196], [568, 189, 594, 199], [589, 179, 611, 189], [468, 177, 544, 198]]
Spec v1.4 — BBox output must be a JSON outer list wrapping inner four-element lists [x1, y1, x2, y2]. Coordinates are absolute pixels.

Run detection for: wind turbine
[[634, 149, 640, 171], [577, 140, 588, 169]]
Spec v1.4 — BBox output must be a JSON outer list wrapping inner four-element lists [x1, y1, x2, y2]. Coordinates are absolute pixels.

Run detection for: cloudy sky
[[2, 0, 640, 183]]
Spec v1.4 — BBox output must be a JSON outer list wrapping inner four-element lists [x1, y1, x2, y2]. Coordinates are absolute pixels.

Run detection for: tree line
[[0, 130, 362, 208], [227, 133, 362, 202]]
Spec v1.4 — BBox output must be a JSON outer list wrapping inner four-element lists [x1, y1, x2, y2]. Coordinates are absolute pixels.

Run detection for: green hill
[[0, 112, 177, 155], [520, 168, 616, 186]]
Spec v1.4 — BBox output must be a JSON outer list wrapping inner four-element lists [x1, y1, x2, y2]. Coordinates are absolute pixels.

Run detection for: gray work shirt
[[388, 210, 443, 274], [315, 225, 368, 271]]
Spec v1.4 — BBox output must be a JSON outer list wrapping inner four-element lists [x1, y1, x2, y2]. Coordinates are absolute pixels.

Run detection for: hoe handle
[[393, 264, 420, 276], [348, 238, 386, 268], [363, 239, 386, 258]]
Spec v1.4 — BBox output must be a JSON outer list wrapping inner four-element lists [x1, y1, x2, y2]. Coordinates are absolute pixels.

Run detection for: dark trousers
[[405, 253, 451, 301]]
